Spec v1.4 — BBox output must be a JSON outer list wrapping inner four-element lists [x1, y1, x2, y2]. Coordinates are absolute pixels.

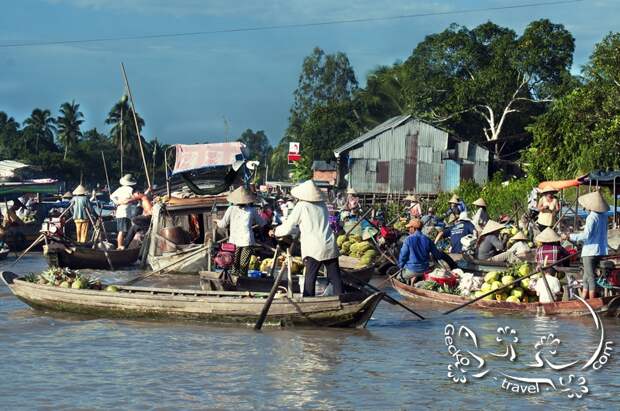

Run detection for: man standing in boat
[[274, 180, 342, 297], [568, 191, 609, 300], [217, 186, 267, 276], [111, 174, 138, 250], [70, 184, 97, 243], [399, 219, 456, 284]]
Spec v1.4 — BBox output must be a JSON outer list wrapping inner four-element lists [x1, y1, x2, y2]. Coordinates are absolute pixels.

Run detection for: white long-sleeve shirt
[[217, 205, 266, 247], [275, 201, 339, 261]]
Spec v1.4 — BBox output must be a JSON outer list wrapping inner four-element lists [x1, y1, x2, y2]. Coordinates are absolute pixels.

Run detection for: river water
[[0, 254, 618, 410]]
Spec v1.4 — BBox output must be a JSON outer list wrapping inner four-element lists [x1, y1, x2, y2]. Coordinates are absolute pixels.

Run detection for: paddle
[[442, 252, 578, 316], [343, 207, 373, 237], [343, 275, 425, 320], [254, 244, 284, 330], [11, 234, 45, 267]]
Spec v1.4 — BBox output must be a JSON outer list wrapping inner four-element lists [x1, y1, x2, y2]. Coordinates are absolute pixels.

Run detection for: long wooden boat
[[43, 242, 140, 270], [1, 271, 382, 328], [457, 256, 583, 276], [391, 277, 620, 316]]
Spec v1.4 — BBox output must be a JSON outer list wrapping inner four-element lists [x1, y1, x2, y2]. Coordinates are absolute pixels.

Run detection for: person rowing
[[476, 220, 505, 260], [489, 231, 531, 263], [274, 180, 342, 297], [568, 190, 609, 300], [399, 219, 456, 284]]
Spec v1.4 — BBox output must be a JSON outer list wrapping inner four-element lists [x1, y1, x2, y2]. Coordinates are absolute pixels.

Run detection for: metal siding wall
[[389, 160, 404, 192], [442, 160, 461, 191]]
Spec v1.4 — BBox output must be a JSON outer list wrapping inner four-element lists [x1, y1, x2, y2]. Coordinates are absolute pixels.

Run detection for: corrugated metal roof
[[333, 114, 411, 155]]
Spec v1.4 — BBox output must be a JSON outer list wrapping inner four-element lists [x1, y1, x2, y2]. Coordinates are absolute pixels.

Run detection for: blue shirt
[[570, 211, 608, 257], [71, 196, 95, 220], [443, 220, 475, 253], [399, 231, 444, 272]]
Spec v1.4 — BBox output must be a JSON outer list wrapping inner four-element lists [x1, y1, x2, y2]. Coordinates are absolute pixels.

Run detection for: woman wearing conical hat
[[70, 184, 97, 243], [476, 220, 506, 260], [275, 180, 342, 297], [569, 190, 609, 299], [217, 186, 267, 277], [489, 231, 531, 264], [537, 187, 560, 230], [534, 227, 569, 277], [471, 198, 489, 231], [405, 194, 422, 218]]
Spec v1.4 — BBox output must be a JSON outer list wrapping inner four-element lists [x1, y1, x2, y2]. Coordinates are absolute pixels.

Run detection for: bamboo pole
[[101, 152, 111, 193], [120, 62, 152, 188]]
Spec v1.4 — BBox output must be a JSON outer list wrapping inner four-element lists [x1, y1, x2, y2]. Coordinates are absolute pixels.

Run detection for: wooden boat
[[457, 256, 583, 276], [43, 241, 140, 269], [338, 255, 376, 283], [391, 277, 620, 316], [0, 248, 9, 260], [1, 271, 383, 328]]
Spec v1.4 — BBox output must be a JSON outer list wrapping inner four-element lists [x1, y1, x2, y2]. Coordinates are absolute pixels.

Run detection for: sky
[[0, 0, 618, 147]]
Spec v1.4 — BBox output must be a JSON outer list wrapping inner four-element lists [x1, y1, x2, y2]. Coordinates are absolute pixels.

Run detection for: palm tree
[[57, 101, 84, 160], [23, 108, 57, 153], [0, 111, 20, 134], [105, 97, 146, 164]]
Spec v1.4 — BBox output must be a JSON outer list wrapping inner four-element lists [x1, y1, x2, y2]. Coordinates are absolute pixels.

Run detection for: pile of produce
[[472, 263, 538, 303], [23, 267, 118, 292], [336, 234, 378, 267], [392, 219, 407, 231], [255, 255, 303, 275]]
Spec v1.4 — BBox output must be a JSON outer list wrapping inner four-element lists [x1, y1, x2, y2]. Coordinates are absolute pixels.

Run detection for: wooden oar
[[10, 234, 45, 267], [344, 275, 425, 320], [254, 244, 284, 330], [344, 207, 373, 237], [442, 252, 578, 316]]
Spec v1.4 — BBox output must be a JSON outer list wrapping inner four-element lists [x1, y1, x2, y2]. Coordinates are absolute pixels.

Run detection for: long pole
[[101, 152, 111, 193], [120, 62, 152, 188], [120, 103, 124, 176]]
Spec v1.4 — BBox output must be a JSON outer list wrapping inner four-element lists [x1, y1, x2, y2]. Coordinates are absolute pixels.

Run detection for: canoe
[[391, 277, 619, 316], [43, 242, 140, 270], [1, 271, 383, 328]]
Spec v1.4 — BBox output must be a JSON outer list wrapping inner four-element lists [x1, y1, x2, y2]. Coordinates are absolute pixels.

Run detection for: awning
[[538, 179, 581, 191], [172, 142, 246, 175]]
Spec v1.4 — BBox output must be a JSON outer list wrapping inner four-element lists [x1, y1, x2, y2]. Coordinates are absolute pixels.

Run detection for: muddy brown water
[[0, 253, 618, 410]]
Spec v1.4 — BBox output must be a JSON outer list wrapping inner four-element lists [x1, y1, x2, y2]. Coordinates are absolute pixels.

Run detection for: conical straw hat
[[510, 231, 528, 242], [449, 194, 460, 204], [458, 211, 471, 222], [480, 220, 504, 236], [226, 186, 256, 205], [72, 184, 88, 196], [578, 191, 609, 213], [347, 188, 357, 195], [291, 180, 325, 202], [119, 173, 137, 186], [61, 191, 73, 199], [405, 194, 418, 202], [535, 227, 561, 243], [539, 187, 558, 195], [473, 198, 487, 207]]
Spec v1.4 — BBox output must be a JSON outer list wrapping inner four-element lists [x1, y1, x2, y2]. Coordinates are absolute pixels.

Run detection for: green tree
[[57, 100, 84, 160], [526, 32, 620, 179], [23, 108, 57, 153], [399, 20, 575, 157], [237, 129, 272, 161], [105, 97, 146, 172], [272, 47, 360, 179]]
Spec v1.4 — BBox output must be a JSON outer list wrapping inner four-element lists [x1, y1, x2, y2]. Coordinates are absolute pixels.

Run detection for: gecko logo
[[444, 296, 614, 400]]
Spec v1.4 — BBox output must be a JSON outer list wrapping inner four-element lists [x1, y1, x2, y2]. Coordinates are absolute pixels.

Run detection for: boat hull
[[44, 243, 140, 270], [391, 277, 619, 316], [2, 272, 383, 328]]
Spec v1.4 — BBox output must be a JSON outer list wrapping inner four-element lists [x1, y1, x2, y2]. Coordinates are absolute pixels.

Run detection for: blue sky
[[0, 0, 618, 147]]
